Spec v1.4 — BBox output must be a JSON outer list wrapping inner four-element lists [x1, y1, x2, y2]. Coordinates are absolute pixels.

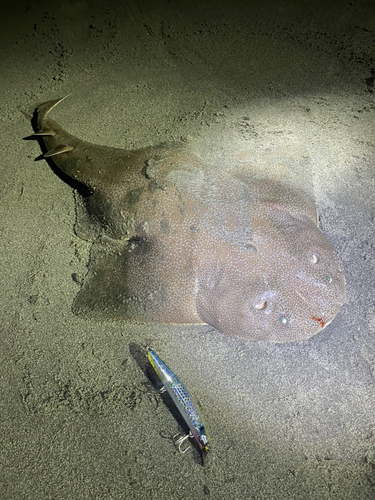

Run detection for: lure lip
[[147, 348, 211, 453]]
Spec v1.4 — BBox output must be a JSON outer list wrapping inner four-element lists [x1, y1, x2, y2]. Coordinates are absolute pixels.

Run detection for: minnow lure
[[147, 349, 211, 454]]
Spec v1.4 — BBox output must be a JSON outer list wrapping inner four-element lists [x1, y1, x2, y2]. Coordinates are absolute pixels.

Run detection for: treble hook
[[173, 432, 193, 454]]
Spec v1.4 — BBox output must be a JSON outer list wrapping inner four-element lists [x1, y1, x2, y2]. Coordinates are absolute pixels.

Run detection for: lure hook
[[173, 432, 192, 454]]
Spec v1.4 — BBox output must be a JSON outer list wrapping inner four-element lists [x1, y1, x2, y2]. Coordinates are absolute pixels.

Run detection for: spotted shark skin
[[30, 96, 345, 342]]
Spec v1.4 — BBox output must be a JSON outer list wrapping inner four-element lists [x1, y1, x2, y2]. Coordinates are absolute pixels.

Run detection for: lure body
[[148, 349, 210, 453]]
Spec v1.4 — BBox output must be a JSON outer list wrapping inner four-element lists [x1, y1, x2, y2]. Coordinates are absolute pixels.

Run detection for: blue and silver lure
[[148, 348, 211, 454]]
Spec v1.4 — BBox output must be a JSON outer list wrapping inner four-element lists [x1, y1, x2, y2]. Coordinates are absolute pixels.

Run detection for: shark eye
[[311, 254, 319, 264], [280, 316, 288, 325], [255, 300, 267, 310]]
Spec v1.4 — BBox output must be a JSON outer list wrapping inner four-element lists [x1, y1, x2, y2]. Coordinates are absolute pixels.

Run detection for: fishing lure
[[147, 348, 211, 454]]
